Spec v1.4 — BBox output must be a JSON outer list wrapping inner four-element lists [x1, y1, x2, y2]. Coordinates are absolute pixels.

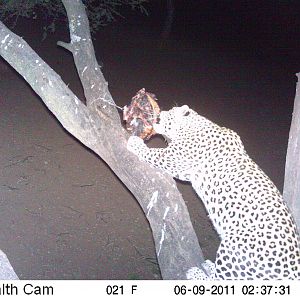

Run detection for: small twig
[[71, 183, 94, 188], [62, 205, 83, 218], [133, 245, 158, 265], [57, 232, 71, 237], [4, 155, 33, 168], [24, 207, 43, 217], [2, 184, 19, 191], [62, 143, 74, 148], [34, 144, 52, 151], [55, 232, 71, 243], [95, 211, 112, 224]]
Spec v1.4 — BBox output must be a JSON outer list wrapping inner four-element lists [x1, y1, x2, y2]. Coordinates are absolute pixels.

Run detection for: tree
[[0, 0, 205, 279], [283, 73, 300, 231], [0, 0, 148, 36]]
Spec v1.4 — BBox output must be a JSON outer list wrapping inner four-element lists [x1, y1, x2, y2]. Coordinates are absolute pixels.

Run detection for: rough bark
[[0, 0, 206, 279], [0, 250, 19, 279], [283, 73, 300, 230]]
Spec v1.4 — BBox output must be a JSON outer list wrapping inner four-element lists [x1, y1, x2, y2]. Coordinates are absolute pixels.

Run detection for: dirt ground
[[0, 13, 297, 279]]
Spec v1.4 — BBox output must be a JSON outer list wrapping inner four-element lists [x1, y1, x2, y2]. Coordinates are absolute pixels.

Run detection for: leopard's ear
[[179, 105, 190, 115]]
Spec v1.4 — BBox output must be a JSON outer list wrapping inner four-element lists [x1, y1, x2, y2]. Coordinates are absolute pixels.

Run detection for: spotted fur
[[127, 105, 300, 279]]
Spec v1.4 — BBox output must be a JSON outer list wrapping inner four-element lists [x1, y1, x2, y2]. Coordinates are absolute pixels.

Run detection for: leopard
[[127, 105, 300, 279]]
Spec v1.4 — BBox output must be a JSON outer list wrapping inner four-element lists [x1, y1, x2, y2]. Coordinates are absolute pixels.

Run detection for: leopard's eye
[[183, 110, 190, 117]]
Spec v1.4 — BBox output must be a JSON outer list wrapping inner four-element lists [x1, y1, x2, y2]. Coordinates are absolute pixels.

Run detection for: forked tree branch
[[0, 0, 205, 279]]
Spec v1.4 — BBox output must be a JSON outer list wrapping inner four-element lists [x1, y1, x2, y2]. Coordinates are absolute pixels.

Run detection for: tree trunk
[[0, 0, 205, 279], [283, 73, 300, 230], [161, 0, 175, 40], [0, 250, 19, 279]]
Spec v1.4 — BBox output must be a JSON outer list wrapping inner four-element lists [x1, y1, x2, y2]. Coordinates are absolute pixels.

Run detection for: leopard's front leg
[[127, 136, 193, 180], [127, 136, 166, 169]]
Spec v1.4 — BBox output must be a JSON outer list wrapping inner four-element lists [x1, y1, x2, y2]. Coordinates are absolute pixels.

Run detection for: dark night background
[[0, 0, 300, 279]]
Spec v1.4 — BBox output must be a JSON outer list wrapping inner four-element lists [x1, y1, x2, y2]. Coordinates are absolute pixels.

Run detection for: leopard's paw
[[202, 260, 215, 277], [127, 136, 145, 156], [186, 267, 208, 280], [186, 261, 215, 280]]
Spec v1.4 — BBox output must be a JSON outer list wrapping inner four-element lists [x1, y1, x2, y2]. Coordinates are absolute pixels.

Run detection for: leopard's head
[[153, 105, 194, 139]]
